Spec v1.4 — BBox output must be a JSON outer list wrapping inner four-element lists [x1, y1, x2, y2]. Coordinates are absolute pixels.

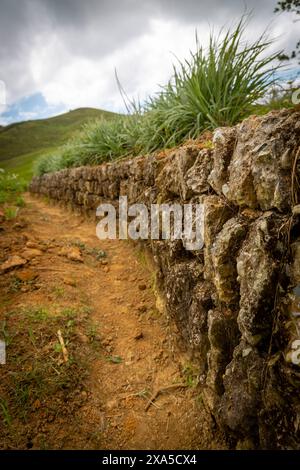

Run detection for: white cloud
[[0, 0, 299, 120], [25, 18, 197, 112]]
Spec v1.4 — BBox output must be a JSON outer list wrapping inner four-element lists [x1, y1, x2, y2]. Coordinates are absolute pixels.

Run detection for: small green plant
[[136, 388, 150, 399], [93, 249, 107, 260], [71, 239, 86, 250], [0, 171, 26, 222], [61, 307, 77, 318], [182, 363, 199, 388], [1, 320, 12, 346], [4, 207, 18, 220], [80, 305, 93, 315], [0, 190, 7, 204], [13, 382, 30, 411], [86, 323, 98, 342], [0, 398, 12, 426], [54, 342, 63, 353], [26, 307, 50, 322], [106, 355, 123, 364], [9, 276, 22, 293], [15, 196, 25, 207], [196, 393, 204, 406], [53, 286, 65, 298], [71, 240, 107, 261], [66, 319, 75, 329], [28, 327, 36, 348]]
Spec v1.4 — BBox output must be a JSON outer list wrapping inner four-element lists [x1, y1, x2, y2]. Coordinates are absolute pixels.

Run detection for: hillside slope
[[0, 107, 117, 180]]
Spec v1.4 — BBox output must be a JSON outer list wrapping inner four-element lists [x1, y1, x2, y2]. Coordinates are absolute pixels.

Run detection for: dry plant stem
[[291, 147, 300, 207], [57, 329, 69, 363], [145, 383, 188, 412]]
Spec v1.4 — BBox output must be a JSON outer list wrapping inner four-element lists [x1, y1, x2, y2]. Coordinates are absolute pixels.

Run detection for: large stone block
[[227, 110, 300, 211], [237, 212, 284, 345], [156, 145, 199, 201], [185, 148, 213, 195], [208, 127, 237, 195], [203, 195, 234, 281], [211, 217, 248, 306], [218, 341, 263, 437]]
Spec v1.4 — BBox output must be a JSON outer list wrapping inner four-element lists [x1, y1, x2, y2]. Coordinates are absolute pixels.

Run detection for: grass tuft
[[0, 170, 26, 219]]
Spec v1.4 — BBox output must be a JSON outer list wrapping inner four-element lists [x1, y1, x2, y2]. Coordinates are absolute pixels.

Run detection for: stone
[[0, 255, 27, 271], [203, 195, 234, 281], [58, 246, 83, 262], [156, 145, 199, 200], [237, 213, 284, 345], [206, 309, 239, 400], [77, 332, 89, 344], [137, 304, 147, 313], [22, 248, 43, 260], [187, 281, 213, 366], [63, 277, 76, 287], [26, 240, 42, 250], [226, 110, 300, 211], [208, 127, 237, 194], [67, 247, 83, 262], [133, 330, 144, 340], [12, 221, 26, 230], [291, 240, 300, 285], [16, 269, 38, 282], [211, 217, 247, 305], [164, 260, 205, 347], [138, 283, 147, 291], [185, 148, 213, 195], [218, 341, 263, 436]]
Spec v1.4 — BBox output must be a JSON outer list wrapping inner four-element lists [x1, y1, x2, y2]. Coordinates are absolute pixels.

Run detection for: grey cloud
[[0, 0, 298, 107]]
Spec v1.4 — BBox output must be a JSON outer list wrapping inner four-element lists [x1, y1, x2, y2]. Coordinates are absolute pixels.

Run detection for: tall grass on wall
[[36, 17, 280, 176]]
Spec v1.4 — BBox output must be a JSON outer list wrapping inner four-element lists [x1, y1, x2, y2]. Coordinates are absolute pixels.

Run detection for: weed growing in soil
[[0, 170, 26, 220]]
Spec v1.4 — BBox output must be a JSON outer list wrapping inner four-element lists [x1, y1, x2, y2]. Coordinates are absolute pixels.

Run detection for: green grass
[[3, 207, 18, 220], [0, 305, 94, 428], [106, 355, 123, 364], [35, 18, 285, 176], [250, 80, 299, 115], [140, 21, 280, 150], [0, 170, 27, 219], [0, 148, 56, 181], [0, 398, 12, 427], [182, 363, 199, 388], [0, 107, 118, 181], [34, 115, 140, 174]]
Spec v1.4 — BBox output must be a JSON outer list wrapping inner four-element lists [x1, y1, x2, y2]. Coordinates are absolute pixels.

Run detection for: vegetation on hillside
[[0, 108, 117, 180], [36, 19, 285, 176]]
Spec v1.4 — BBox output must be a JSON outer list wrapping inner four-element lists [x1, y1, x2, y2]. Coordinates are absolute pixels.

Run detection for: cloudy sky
[[0, 0, 299, 124]]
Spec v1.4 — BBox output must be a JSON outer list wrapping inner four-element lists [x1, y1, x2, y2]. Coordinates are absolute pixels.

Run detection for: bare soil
[[0, 194, 227, 450]]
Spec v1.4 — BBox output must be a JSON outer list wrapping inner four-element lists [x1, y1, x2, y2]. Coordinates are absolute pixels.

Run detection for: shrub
[[139, 18, 279, 151], [0, 170, 26, 194]]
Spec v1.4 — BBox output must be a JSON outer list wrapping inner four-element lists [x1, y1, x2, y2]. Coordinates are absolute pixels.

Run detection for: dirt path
[[0, 194, 226, 450]]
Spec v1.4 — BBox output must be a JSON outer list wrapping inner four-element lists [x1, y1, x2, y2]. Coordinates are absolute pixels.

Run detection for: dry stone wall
[[30, 109, 300, 449]]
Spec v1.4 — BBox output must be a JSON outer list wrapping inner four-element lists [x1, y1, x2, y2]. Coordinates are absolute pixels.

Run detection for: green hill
[[0, 107, 117, 180]]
